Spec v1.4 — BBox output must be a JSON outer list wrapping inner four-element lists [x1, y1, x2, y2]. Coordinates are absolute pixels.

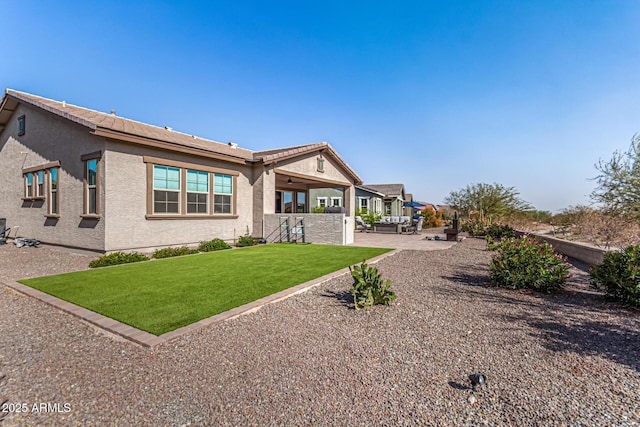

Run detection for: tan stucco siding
[[0, 104, 106, 250], [267, 152, 356, 215], [103, 141, 254, 252], [273, 151, 351, 184]]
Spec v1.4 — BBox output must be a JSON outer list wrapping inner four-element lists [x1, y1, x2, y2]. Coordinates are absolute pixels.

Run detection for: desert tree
[[592, 134, 640, 221], [444, 182, 532, 222]]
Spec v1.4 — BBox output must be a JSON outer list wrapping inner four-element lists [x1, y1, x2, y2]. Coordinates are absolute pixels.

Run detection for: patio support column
[[344, 185, 355, 216]]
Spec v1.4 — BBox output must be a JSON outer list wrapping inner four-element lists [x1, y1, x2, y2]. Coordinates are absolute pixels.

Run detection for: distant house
[[357, 184, 406, 216], [0, 89, 362, 251], [354, 185, 385, 215], [308, 188, 344, 211]]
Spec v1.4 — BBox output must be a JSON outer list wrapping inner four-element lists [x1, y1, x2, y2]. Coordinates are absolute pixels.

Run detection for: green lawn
[[20, 244, 391, 335]]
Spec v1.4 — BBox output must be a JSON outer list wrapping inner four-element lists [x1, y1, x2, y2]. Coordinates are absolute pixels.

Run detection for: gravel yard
[[1, 238, 639, 426]]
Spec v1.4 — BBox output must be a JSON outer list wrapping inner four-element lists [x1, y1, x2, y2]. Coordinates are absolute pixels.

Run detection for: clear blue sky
[[4, 1, 640, 213]]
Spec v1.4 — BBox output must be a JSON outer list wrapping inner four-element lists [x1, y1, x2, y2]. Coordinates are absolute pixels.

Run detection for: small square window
[[18, 115, 25, 136]]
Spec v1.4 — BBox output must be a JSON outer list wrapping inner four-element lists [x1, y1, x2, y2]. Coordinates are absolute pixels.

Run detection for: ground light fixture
[[468, 373, 486, 391]]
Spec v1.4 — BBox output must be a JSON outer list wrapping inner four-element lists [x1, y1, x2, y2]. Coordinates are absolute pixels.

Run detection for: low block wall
[[525, 233, 610, 265], [263, 214, 353, 245]]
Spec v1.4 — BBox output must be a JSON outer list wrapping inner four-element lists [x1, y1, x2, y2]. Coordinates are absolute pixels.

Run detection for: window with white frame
[[358, 197, 369, 212], [186, 169, 209, 214], [317, 197, 328, 208], [331, 197, 342, 207], [153, 165, 181, 214], [213, 173, 233, 214]]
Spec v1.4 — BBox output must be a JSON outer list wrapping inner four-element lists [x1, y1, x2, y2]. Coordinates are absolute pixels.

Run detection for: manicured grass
[[20, 244, 391, 336]]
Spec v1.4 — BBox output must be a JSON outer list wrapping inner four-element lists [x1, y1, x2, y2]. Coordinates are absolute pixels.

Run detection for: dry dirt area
[[1, 238, 638, 425], [0, 242, 98, 282]]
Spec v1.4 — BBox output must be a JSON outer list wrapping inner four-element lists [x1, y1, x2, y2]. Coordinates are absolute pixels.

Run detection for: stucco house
[[354, 185, 385, 215], [0, 89, 361, 252], [357, 184, 406, 216]]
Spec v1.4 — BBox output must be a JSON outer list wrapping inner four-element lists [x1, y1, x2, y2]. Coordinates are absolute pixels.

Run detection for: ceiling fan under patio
[[287, 177, 304, 185]]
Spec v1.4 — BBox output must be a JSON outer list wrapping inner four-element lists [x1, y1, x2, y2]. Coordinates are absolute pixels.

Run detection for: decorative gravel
[[1, 239, 639, 426]]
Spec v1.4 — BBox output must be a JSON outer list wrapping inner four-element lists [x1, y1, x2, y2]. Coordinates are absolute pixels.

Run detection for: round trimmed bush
[[489, 236, 570, 293], [590, 245, 640, 307]]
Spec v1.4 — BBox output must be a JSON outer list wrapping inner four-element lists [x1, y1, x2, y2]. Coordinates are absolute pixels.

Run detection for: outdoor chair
[[404, 217, 424, 234], [355, 216, 371, 232]]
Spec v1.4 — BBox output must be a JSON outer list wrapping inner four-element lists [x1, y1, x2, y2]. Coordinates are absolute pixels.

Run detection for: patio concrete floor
[[350, 228, 460, 250]]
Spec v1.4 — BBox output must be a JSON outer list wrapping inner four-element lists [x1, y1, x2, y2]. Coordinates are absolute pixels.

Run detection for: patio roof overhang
[[274, 168, 352, 189]]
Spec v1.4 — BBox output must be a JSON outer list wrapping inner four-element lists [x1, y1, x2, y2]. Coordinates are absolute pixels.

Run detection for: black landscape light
[[468, 373, 486, 391]]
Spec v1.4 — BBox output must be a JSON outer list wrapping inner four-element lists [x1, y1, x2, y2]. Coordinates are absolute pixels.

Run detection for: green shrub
[[590, 245, 640, 307], [311, 206, 326, 213], [198, 238, 232, 252], [486, 223, 515, 239], [362, 211, 382, 229], [489, 236, 570, 293], [349, 261, 396, 309], [236, 234, 257, 247], [461, 219, 487, 236], [152, 246, 198, 259], [89, 251, 150, 268]]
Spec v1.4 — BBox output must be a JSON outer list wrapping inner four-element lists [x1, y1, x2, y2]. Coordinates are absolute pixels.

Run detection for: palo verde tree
[[444, 182, 532, 222], [592, 134, 640, 221]]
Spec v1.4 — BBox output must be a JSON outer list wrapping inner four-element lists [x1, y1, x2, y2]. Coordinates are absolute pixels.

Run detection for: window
[[25, 173, 34, 198], [23, 170, 45, 199], [186, 169, 209, 214], [214, 173, 233, 214], [359, 197, 369, 212], [86, 159, 98, 214], [296, 192, 306, 213], [317, 197, 327, 208], [331, 197, 342, 207], [36, 170, 44, 197], [22, 161, 61, 212], [317, 157, 324, 172], [153, 165, 181, 214], [385, 202, 391, 215], [18, 115, 25, 136], [82, 152, 101, 217], [144, 157, 238, 218], [48, 167, 59, 215]]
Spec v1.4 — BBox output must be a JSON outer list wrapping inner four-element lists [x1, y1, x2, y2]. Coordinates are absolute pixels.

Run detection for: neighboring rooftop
[[360, 184, 405, 197]]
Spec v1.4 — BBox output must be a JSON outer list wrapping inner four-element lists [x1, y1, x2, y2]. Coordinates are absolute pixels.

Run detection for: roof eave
[[93, 127, 249, 165]]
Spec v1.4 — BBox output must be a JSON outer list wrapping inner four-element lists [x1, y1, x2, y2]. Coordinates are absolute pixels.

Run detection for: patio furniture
[[404, 217, 424, 234], [374, 216, 411, 234], [355, 216, 371, 232]]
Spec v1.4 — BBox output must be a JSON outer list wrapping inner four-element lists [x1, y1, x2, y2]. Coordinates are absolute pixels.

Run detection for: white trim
[[331, 197, 342, 207], [317, 197, 328, 207]]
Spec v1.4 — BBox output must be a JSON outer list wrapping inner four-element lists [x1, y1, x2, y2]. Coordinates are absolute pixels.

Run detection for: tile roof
[[2, 89, 362, 183], [360, 184, 405, 197], [254, 141, 362, 184], [3, 89, 254, 161]]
